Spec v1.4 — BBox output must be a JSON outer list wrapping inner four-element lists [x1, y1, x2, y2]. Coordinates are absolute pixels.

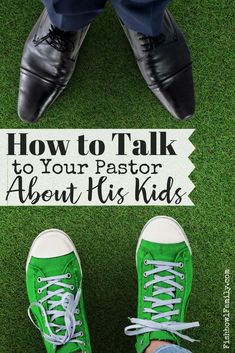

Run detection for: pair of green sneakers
[[26, 216, 199, 353]]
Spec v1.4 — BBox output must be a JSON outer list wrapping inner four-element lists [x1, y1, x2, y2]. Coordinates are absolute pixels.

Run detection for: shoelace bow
[[125, 260, 199, 342], [28, 274, 85, 346], [33, 25, 75, 52]]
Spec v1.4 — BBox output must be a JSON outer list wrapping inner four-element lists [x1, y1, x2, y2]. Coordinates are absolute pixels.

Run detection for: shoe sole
[[136, 215, 192, 266]]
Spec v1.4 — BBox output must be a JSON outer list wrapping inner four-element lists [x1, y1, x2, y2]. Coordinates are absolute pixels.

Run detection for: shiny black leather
[[18, 9, 90, 123], [121, 10, 195, 120]]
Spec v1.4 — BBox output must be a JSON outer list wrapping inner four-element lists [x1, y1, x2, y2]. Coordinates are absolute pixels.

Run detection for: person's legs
[[147, 342, 193, 353], [111, 0, 170, 36], [42, 0, 107, 31]]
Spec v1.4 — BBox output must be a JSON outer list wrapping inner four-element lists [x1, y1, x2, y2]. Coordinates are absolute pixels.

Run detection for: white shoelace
[[28, 274, 84, 346], [125, 260, 200, 342]]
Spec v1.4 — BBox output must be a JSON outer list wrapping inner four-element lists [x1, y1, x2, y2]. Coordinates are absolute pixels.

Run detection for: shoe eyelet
[[144, 284, 147, 289], [70, 285, 74, 291], [144, 272, 147, 278], [66, 273, 72, 279], [78, 320, 82, 326], [179, 262, 184, 268], [180, 274, 185, 280], [80, 331, 84, 337], [180, 286, 184, 292], [140, 339, 144, 345], [37, 288, 42, 294], [144, 260, 148, 266], [37, 277, 42, 283]]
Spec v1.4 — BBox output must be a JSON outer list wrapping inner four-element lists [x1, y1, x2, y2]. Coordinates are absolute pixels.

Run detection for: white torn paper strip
[[0, 129, 195, 206]]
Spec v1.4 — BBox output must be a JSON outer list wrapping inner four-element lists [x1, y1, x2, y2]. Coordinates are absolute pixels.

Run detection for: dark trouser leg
[[42, 0, 107, 31], [111, 0, 171, 36]]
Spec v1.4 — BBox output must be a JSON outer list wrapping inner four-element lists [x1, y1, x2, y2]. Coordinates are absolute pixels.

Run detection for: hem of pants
[[112, 2, 167, 36], [47, 9, 103, 31], [153, 344, 192, 353]]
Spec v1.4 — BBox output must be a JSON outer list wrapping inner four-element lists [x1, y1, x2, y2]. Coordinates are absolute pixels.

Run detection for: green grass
[[0, 1, 234, 353]]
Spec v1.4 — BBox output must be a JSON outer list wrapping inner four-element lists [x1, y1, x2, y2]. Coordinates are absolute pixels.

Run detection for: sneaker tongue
[[141, 240, 188, 345], [150, 242, 184, 318], [150, 330, 177, 344], [57, 342, 82, 353]]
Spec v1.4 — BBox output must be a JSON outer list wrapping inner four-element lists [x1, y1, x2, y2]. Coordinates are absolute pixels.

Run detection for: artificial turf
[[0, 1, 234, 353]]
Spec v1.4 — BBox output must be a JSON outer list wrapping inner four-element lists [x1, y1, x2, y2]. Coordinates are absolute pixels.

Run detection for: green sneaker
[[125, 216, 199, 353], [26, 229, 92, 353]]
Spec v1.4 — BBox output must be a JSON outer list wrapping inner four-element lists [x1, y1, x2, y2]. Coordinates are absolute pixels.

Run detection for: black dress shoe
[[18, 9, 90, 123], [121, 10, 195, 120]]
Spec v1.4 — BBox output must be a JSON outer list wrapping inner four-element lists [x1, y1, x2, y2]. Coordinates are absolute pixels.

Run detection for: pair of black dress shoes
[[18, 9, 195, 123]]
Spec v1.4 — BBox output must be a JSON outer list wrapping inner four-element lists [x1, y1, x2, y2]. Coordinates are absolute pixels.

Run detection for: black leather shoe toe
[[18, 69, 64, 123], [151, 65, 195, 120]]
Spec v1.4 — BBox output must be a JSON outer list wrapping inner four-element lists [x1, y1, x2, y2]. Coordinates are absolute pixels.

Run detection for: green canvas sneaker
[[26, 229, 92, 353], [125, 216, 199, 353]]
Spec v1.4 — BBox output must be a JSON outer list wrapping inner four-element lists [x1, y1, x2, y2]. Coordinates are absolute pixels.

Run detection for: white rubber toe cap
[[26, 229, 79, 270], [138, 216, 191, 253]]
